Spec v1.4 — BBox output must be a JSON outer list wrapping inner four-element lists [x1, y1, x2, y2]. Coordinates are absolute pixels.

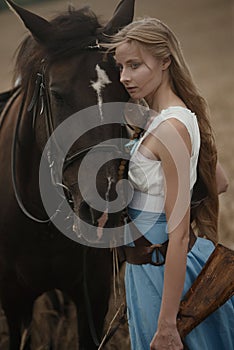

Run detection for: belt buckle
[[150, 244, 165, 266]]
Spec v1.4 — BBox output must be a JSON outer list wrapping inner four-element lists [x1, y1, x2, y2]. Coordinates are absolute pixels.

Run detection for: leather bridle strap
[[11, 91, 53, 223], [63, 144, 123, 172]]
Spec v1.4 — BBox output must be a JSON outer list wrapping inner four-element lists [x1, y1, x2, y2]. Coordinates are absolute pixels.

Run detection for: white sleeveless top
[[128, 106, 200, 212]]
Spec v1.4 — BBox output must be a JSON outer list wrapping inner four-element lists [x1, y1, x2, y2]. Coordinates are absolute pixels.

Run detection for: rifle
[[177, 243, 234, 344]]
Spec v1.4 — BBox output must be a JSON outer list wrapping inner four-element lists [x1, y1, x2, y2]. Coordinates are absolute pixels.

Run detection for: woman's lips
[[126, 87, 137, 93]]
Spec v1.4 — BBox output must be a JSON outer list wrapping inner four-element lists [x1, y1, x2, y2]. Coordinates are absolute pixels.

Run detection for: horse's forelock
[[45, 7, 105, 62], [51, 6, 100, 31]]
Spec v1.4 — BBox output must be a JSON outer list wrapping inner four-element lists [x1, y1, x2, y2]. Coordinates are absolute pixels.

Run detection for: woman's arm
[[146, 119, 191, 350], [216, 161, 228, 194]]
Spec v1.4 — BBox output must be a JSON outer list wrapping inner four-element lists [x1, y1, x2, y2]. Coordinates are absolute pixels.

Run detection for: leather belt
[[121, 227, 197, 266]]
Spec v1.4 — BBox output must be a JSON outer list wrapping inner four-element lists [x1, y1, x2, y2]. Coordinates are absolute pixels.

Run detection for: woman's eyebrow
[[114, 57, 141, 64]]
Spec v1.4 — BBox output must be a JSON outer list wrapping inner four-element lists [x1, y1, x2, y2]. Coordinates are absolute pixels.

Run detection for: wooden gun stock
[[177, 244, 234, 339]]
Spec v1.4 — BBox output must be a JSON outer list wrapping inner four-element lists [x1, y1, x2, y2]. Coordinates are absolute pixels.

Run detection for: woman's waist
[[126, 207, 168, 245], [129, 190, 165, 212]]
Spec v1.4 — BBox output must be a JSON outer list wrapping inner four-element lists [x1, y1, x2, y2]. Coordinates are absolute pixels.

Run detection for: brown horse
[[0, 0, 135, 349]]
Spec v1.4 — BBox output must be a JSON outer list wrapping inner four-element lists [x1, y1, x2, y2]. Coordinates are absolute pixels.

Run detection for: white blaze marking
[[105, 176, 113, 202], [91, 64, 111, 122]]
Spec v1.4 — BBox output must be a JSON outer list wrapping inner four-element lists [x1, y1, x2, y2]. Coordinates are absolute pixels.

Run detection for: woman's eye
[[115, 62, 141, 71], [131, 62, 141, 69]]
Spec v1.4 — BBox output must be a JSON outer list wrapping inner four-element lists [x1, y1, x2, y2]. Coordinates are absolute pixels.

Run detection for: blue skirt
[[125, 208, 234, 350]]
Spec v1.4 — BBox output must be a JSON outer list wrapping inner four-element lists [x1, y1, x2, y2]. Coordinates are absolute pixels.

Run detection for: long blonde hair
[[106, 18, 218, 242]]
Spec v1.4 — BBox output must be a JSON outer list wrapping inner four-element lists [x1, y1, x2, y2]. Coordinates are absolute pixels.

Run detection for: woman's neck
[[145, 74, 185, 113], [149, 90, 185, 113]]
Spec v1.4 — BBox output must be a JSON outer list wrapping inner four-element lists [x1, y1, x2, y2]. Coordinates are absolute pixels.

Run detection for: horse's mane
[[14, 6, 104, 88]]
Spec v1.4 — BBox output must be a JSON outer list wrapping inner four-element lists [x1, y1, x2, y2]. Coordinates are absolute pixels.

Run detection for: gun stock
[[177, 243, 234, 339]]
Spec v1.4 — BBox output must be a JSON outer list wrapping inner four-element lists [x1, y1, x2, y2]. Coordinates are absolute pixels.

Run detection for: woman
[[107, 18, 233, 349]]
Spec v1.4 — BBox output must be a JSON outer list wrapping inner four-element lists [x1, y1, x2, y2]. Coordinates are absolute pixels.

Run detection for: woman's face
[[115, 40, 165, 102]]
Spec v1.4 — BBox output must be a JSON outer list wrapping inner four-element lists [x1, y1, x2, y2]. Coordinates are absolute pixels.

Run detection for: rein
[[11, 80, 63, 223]]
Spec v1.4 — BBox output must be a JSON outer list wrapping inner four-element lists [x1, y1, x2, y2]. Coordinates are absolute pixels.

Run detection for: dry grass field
[[0, 0, 233, 348]]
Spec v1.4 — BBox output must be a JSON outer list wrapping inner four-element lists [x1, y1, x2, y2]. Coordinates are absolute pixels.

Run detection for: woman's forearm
[[150, 119, 191, 327], [158, 230, 189, 325]]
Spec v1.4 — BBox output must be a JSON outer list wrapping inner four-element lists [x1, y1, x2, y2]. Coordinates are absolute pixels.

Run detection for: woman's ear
[[162, 56, 171, 70]]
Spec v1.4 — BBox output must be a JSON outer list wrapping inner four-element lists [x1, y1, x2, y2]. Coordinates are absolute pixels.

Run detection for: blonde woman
[[108, 18, 233, 350]]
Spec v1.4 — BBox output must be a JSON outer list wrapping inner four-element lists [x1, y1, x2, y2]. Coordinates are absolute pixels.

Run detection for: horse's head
[[7, 0, 135, 246]]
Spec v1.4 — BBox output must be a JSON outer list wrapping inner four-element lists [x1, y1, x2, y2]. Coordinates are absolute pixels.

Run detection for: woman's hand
[[150, 321, 184, 350]]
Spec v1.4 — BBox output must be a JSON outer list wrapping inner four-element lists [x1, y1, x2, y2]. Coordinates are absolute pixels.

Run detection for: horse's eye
[[50, 90, 64, 103]]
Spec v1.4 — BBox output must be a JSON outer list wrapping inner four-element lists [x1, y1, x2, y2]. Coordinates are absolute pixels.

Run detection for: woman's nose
[[120, 68, 130, 84]]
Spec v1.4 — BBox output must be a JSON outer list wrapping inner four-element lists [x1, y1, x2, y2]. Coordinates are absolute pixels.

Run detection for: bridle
[[11, 48, 128, 225]]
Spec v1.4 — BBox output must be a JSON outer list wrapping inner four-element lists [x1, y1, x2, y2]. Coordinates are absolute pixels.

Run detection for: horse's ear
[[4, 0, 53, 44], [102, 0, 135, 35]]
